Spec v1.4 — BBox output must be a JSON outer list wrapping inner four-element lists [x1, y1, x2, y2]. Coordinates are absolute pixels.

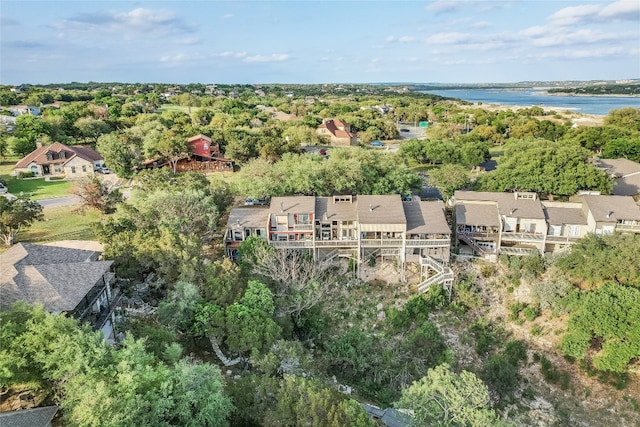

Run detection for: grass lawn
[[0, 157, 20, 176], [1, 158, 73, 200], [489, 146, 504, 160], [156, 104, 199, 114], [2, 176, 72, 200], [18, 206, 101, 244]]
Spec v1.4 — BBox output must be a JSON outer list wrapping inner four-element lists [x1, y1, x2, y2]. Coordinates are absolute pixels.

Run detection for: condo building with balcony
[[453, 191, 640, 260], [224, 195, 452, 283]]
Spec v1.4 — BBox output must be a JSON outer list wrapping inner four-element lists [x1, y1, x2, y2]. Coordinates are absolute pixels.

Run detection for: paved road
[[38, 195, 82, 208]]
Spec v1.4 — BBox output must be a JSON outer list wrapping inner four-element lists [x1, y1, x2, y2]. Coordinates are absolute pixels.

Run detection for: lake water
[[420, 88, 639, 116]]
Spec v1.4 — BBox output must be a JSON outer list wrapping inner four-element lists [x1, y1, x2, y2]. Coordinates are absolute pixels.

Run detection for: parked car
[[400, 128, 410, 132], [0, 183, 7, 194], [319, 148, 327, 156], [244, 197, 269, 206], [370, 141, 385, 147], [96, 167, 112, 174]]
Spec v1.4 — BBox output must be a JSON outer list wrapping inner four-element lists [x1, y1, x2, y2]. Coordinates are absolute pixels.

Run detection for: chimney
[[236, 219, 240, 227], [280, 202, 284, 213], [369, 203, 373, 212], [607, 211, 613, 219]]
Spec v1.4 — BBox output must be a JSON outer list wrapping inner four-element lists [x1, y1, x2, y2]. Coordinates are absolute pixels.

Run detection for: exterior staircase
[[458, 232, 494, 255], [417, 256, 454, 294]]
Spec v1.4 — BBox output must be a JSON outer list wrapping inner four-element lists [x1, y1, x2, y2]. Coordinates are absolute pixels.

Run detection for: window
[[54, 165, 61, 173], [82, 165, 86, 172], [70, 166, 76, 174], [298, 214, 310, 225]]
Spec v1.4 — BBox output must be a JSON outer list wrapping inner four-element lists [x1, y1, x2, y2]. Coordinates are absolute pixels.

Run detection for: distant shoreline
[[545, 92, 640, 98]]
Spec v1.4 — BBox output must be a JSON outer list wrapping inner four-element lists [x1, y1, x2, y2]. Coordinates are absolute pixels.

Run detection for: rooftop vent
[[280, 202, 284, 213]]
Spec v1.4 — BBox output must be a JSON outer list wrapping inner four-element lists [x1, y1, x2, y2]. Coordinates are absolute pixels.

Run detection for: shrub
[[503, 339, 527, 366], [469, 319, 503, 355], [508, 302, 526, 321], [17, 171, 34, 179], [531, 278, 572, 314], [451, 276, 482, 312], [523, 305, 540, 321]]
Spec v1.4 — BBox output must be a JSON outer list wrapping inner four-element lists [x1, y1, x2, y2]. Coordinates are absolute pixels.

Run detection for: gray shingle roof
[[403, 200, 451, 234], [0, 243, 112, 313], [543, 205, 588, 226], [454, 191, 545, 219], [357, 195, 406, 225], [226, 207, 269, 229], [580, 195, 640, 222], [0, 406, 58, 427], [455, 203, 500, 227], [315, 196, 358, 222], [269, 196, 316, 215]]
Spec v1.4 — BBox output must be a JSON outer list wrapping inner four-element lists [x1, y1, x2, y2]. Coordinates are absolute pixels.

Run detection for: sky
[[1, 0, 639, 85]]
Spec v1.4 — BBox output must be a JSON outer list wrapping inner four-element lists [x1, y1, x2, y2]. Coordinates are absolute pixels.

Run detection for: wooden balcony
[[269, 240, 314, 249], [457, 231, 499, 240], [500, 232, 545, 242], [545, 235, 581, 243], [615, 223, 640, 233], [314, 239, 359, 247], [360, 239, 404, 247], [405, 239, 451, 248], [500, 247, 539, 256]]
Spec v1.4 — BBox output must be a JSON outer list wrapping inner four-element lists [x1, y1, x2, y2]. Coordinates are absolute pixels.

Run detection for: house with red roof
[[316, 118, 357, 146], [14, 142, 104, 178], [174, 134, 234, 173]]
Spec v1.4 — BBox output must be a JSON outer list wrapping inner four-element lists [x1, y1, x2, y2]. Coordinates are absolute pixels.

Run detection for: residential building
[[14, 142, 104, 178], [571, 194, 640, 235], [597, 158, 640, 197], [176, 134, 234, 173], [453, 191, 640, 260], [0, 241, 119, 340], [224, 195, 452, 290], [316, 118, 358, 146], [454, 191, 548, 259]]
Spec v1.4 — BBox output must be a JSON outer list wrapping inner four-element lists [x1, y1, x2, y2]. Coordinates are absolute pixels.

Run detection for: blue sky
[[1, 0, 639, 84]]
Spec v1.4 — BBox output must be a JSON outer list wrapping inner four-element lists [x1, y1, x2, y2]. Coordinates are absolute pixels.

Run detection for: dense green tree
[[0, 304, 234, 426], [428, 164, 471, 200], [157, 281, 202, 333], [96, 187, 218, 280], [0, 197, 44, 246], [555, 233, 640, 288], [265, 375, 374, 427], [476, 139, 612, 197], [602, 137, 640, 162], [74, 117, 112, 145], [604, 107, 640, 132], [15, 114, 51, 143], [71, 175, 123, 214], [397, 363, 508, 427], [561, 282, 640, 372]]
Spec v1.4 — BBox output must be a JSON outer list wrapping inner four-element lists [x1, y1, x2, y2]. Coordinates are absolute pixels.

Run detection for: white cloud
[[599, 0, 640, 19], [549, 4, 601, 26], [469, 21, 491, 29], [219, 51, 247, 58], [159, 52, 206, 64], [56, 8, 193, 39], [222, 14, 234, 19], [426, 1, 461, 15], [243, 53, 290, 63], [425, 32, 473, 45], [385, 35, 415, 43]]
